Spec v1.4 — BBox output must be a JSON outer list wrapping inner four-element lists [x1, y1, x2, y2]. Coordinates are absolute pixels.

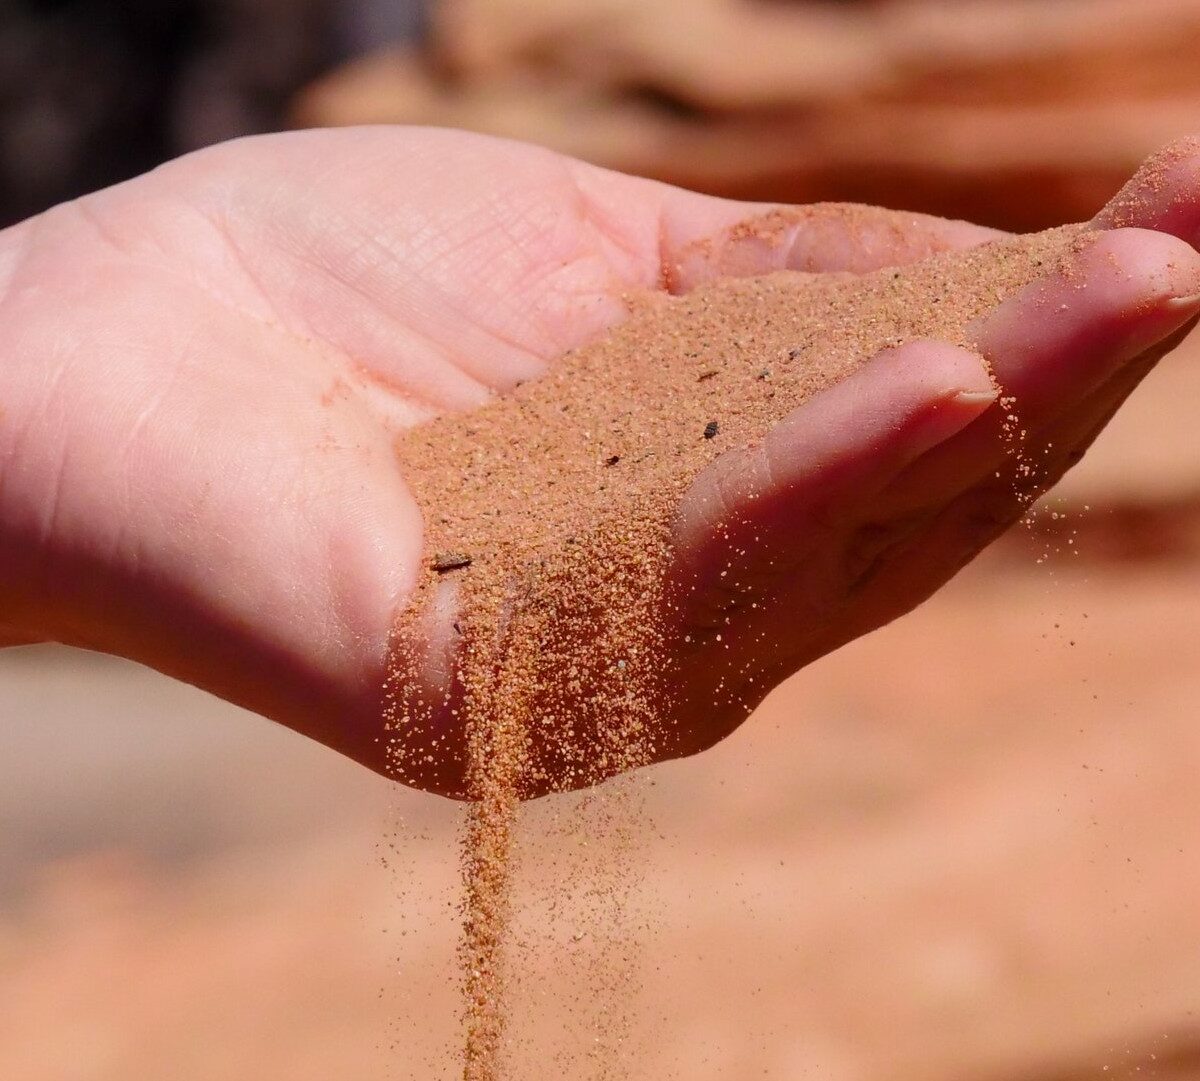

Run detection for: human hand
[[1, 127, 1196, 796]]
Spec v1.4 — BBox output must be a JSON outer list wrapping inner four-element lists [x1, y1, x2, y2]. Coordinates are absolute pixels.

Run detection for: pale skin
[[2, 126, 1199, 798]]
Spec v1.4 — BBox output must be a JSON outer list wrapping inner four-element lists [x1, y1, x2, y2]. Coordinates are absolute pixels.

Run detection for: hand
[[1, 128, 1197, 796]]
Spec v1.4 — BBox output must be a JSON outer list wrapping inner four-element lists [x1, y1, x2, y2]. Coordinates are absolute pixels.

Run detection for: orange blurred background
[[3, 2, 1200, 1078]]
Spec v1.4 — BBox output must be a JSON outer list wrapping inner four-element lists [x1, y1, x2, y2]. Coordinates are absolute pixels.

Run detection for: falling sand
[[384, 216, 1089, 1079]]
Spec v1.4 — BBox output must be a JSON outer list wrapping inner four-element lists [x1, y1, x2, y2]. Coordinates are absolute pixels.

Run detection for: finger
[[816, 343, 1171, 650], [991, 316, 1196, 508], [869, 228, 1200, 518], [973, 228, 1200, 415], [815, 325, 1195, 658], [658, 196, 1005, 292], [824, 382, 1144, 652], [671, 340, 997, 631], [662, 341, 999, 756], [748, 316, 1200, 678], [384, 576, 470, 800], [1093, 134, 1200, 245], [816, 477, 1032, 658], [801, 320, 1196, 674]]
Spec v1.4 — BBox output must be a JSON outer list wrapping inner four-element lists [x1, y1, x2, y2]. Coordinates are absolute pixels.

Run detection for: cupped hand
[[1, 127, 1197, 796]]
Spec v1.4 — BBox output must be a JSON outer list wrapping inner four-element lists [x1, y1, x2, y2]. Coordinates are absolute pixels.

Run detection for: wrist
[[0, 215, 78, 643]]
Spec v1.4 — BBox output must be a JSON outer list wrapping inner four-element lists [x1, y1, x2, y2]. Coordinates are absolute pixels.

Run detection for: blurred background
[[3, 1, 1200, 1078]]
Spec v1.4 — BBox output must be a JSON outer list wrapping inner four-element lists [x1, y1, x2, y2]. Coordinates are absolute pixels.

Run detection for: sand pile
[[385, 219, 1085, 1079]]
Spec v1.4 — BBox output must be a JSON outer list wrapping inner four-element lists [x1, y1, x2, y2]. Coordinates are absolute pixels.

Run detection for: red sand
[[386, 218, 1086, 1079]]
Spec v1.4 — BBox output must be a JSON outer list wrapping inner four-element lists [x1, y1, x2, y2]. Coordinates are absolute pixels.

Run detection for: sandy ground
[[2, 350, 1199, 1080]]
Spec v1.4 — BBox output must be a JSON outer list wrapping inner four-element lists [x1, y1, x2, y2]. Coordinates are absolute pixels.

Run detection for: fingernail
[[952, 389, 1000, 406], [1164, 292, 1200, 312]]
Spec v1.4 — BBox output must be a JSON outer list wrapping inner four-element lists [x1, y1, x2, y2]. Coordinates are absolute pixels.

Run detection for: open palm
[[2, 127, 1198, 797]]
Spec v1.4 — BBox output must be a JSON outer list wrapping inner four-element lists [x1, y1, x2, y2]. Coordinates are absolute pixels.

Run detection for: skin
[[1, 126, 1198, 798]]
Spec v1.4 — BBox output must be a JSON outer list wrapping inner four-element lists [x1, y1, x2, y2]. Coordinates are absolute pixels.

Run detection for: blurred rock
[[2, 555, 1199, 1080], [295, 0, 1200, 230]]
